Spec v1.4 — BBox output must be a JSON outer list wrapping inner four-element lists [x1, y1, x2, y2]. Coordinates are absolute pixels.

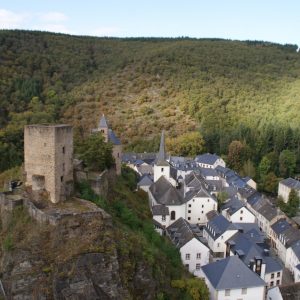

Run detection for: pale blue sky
[[1, 0, 300, 45]]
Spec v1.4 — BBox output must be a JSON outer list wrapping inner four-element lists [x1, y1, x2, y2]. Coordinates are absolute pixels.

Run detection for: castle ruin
[[24, 124, 74, 203]]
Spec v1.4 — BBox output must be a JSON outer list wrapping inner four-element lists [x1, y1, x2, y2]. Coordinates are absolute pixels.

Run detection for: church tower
[[98, 114, 109, 142], [154, 131, 171, 182]]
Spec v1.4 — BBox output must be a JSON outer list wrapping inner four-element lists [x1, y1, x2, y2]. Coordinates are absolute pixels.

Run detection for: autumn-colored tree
[[227, 140, 249, 172], [166, 131, 205, 157], [172, 278, 209, 300]]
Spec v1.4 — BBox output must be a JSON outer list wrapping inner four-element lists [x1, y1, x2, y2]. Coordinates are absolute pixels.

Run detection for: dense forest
[[1, 30, 300, 194]]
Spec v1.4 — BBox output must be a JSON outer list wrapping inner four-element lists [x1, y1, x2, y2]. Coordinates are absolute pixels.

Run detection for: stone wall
[[24, 124, 73, 204]]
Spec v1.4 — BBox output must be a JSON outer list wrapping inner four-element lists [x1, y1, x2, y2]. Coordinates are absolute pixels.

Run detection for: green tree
[[279, 150, 296, 177], [76, 133, 114, 171], [258, 156, 271, 180], [217, 191, 229, 212], [172, 278, 209, 300], [241, 159, 256, 178]]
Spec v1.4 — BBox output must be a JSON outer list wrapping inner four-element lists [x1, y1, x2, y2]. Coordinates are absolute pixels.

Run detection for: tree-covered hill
[[1, 30, 300, 185]]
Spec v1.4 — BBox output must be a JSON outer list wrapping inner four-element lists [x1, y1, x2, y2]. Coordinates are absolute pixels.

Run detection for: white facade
[[265, 271, 282, 288], [266, 286, 283, 300], [185, 196, 217, 225], [180, 238, 210, 275], [222, 207, 256, 223], [203, 229, 238, 259], [153, 214, 170, 229], [153, 165, 171, 183], [286, 246, 300, 278], [278, 182, 291, 203], [197, 157, 226, 169], [200, 271, 265, 300]]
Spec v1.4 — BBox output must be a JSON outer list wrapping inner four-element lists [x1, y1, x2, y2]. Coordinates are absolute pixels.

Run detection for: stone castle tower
[[92, 115, 122, 175], [24, 124, 74, 204]]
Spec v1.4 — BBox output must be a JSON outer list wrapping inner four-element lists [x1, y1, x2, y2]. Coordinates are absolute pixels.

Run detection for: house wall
[[153, 214, 170, 228], [24, 125, 73, 204], [216, 286, 265, 300], [286, 247, 300, 277], [276, 239, 288, 266], [229, 207, 256, 223], [185, 196, 217, 225], [265, 271, 282, 287], [167, 205, 186, 225], [278, 182, 291, 203], [180, 238, 210, 274], [112, 144, 122, 175], [153, 165, 170, 182]]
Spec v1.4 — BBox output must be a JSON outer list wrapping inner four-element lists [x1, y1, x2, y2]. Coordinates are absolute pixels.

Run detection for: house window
[[277, 272, 280, 277], [189, 204, 191, 207], [242, 288, 247, 295], [217, 243, 220, 247], [202, 205, 204, 208], [196, 263, 201, 270], [270, 281, 274, 287], [188, 217, 191, 221], [201, 211, 204, 214], [161, 168, 164, 172], [188, 210, 191, 213], [276, 280, 280, 285], [185, 254, 190, 260], [197, 253, 201, 259], [162, 216, 166, 221], [171, 211, 176, 220], [225, 289, 230, 296], [240, 210, 243, 214], [62, 146, 65, 154], [271, 273, 274, 279], [207, 199, 210, 202], [198, 218, 200, 221], [240, 217, 243, 221], [60, 176, 64, 182]]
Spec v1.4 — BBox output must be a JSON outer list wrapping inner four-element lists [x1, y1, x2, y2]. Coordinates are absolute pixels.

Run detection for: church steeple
[[156, 131, 168, 166], [99, 114, 108, 129]]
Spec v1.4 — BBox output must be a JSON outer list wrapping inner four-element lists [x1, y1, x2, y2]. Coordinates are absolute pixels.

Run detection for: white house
[[195, 153, 226, 169], [152, 204, 170, 234], [227, 228, 283, 288], [222, 198, 256, 223], [184, 186, 217, 225], [167, 218, 210, 275], [286, 240, 300, 281], [137, 174, 153, 192], [200, 255, 266, 300], [278, 177, 300, 203], [203, 214, 238, 260], [148, 176, 185, 225], [276, 227, 300, 267]]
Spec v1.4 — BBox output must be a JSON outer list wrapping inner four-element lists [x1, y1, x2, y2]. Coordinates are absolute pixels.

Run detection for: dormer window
[[161, 168, 164, 172]]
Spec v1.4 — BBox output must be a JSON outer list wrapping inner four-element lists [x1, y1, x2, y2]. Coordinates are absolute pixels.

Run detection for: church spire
[[99, 114, 108, 128], [156, 130, 168, 165]]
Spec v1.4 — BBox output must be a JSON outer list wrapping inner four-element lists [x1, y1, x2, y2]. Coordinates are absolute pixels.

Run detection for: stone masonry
[[24, 124, 73, 204]]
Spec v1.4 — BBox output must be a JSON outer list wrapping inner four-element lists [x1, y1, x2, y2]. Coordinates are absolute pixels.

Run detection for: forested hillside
[[1, 30, 300, 192]]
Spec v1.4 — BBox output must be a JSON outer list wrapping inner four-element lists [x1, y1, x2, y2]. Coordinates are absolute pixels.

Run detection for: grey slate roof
[[201, 255, 266, 290], [167, 217, 207, 249], [257, 203, 279, 221], [108, 129, 121, 145], [122, 152, 157, 164], [280, 178, 300, 190], [229, 231, 282, 274], [271, 218, 291, 236], [137, 175, 153, 187], [199, 167, 219, 178], [149, 176, 184, 206], [222, 198, 245, 215], [279, 227, 300, 248], [184, 185, 216, 203], [205, 214, 237, 240], [195, 153, 220, 165], [152, 205, 169, 216], [99, 114, 108, 128]]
